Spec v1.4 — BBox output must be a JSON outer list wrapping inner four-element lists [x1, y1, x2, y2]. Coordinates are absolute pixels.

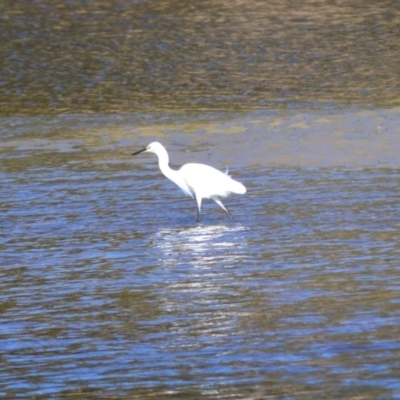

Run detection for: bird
[[132, 142, 246, 222]]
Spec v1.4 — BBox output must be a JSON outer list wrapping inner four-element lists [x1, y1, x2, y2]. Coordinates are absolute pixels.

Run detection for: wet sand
[[3, 107, 397, 169]]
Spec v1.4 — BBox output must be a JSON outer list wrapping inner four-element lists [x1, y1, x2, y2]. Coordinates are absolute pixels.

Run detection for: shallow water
[[2, 0, 400, 397], [1, 110, 400, 398]]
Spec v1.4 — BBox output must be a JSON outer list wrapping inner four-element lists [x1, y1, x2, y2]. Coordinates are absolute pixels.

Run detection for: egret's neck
[[155, 147, 177, 182], [152, 145, 193, 198]]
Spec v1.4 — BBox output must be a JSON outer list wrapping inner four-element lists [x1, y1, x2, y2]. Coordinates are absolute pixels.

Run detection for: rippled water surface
[[1, 111, 400, 398], [2, 0, 400, 397], [1, 0, 400, 113]]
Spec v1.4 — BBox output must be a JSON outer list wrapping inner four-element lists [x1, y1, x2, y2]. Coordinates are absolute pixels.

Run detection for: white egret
[[132, 142, 246, 222]]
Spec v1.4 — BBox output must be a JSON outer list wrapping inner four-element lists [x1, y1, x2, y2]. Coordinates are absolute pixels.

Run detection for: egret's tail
[[230, 179, 246, 194]]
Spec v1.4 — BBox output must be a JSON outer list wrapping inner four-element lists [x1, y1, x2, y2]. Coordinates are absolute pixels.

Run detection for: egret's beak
[[132, 147, 147, 156]]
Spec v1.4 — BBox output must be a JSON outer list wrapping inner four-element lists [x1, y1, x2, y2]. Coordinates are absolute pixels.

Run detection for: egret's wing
[[180, 163, 246, 198]]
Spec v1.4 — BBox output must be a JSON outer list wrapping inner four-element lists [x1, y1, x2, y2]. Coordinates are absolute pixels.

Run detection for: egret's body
[[132, 142, 246, 222]]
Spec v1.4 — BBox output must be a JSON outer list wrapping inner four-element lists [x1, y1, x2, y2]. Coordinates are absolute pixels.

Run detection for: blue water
[[1, 113, 400, 398]]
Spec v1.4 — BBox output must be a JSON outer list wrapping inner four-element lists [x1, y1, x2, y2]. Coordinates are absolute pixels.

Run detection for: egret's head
[[132, 142, 164, 156]]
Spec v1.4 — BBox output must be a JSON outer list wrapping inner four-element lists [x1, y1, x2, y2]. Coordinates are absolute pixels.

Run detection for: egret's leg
[[213, 198, 233, 221], [195, 195, 202, 222]]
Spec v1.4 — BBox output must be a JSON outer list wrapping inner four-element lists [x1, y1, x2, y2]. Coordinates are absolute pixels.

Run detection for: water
[[1, 0, 400, 397], [1, 110, 400, 398], [1, 0, 400, 114]]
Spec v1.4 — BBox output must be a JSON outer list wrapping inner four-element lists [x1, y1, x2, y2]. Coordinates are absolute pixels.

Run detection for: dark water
[[1, 111, 400, 398], [1, 0, 400, 114]]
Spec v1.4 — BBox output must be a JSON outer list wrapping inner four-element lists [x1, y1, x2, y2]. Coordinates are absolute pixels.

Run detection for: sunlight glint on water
[[0, 115, 400, 398]]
